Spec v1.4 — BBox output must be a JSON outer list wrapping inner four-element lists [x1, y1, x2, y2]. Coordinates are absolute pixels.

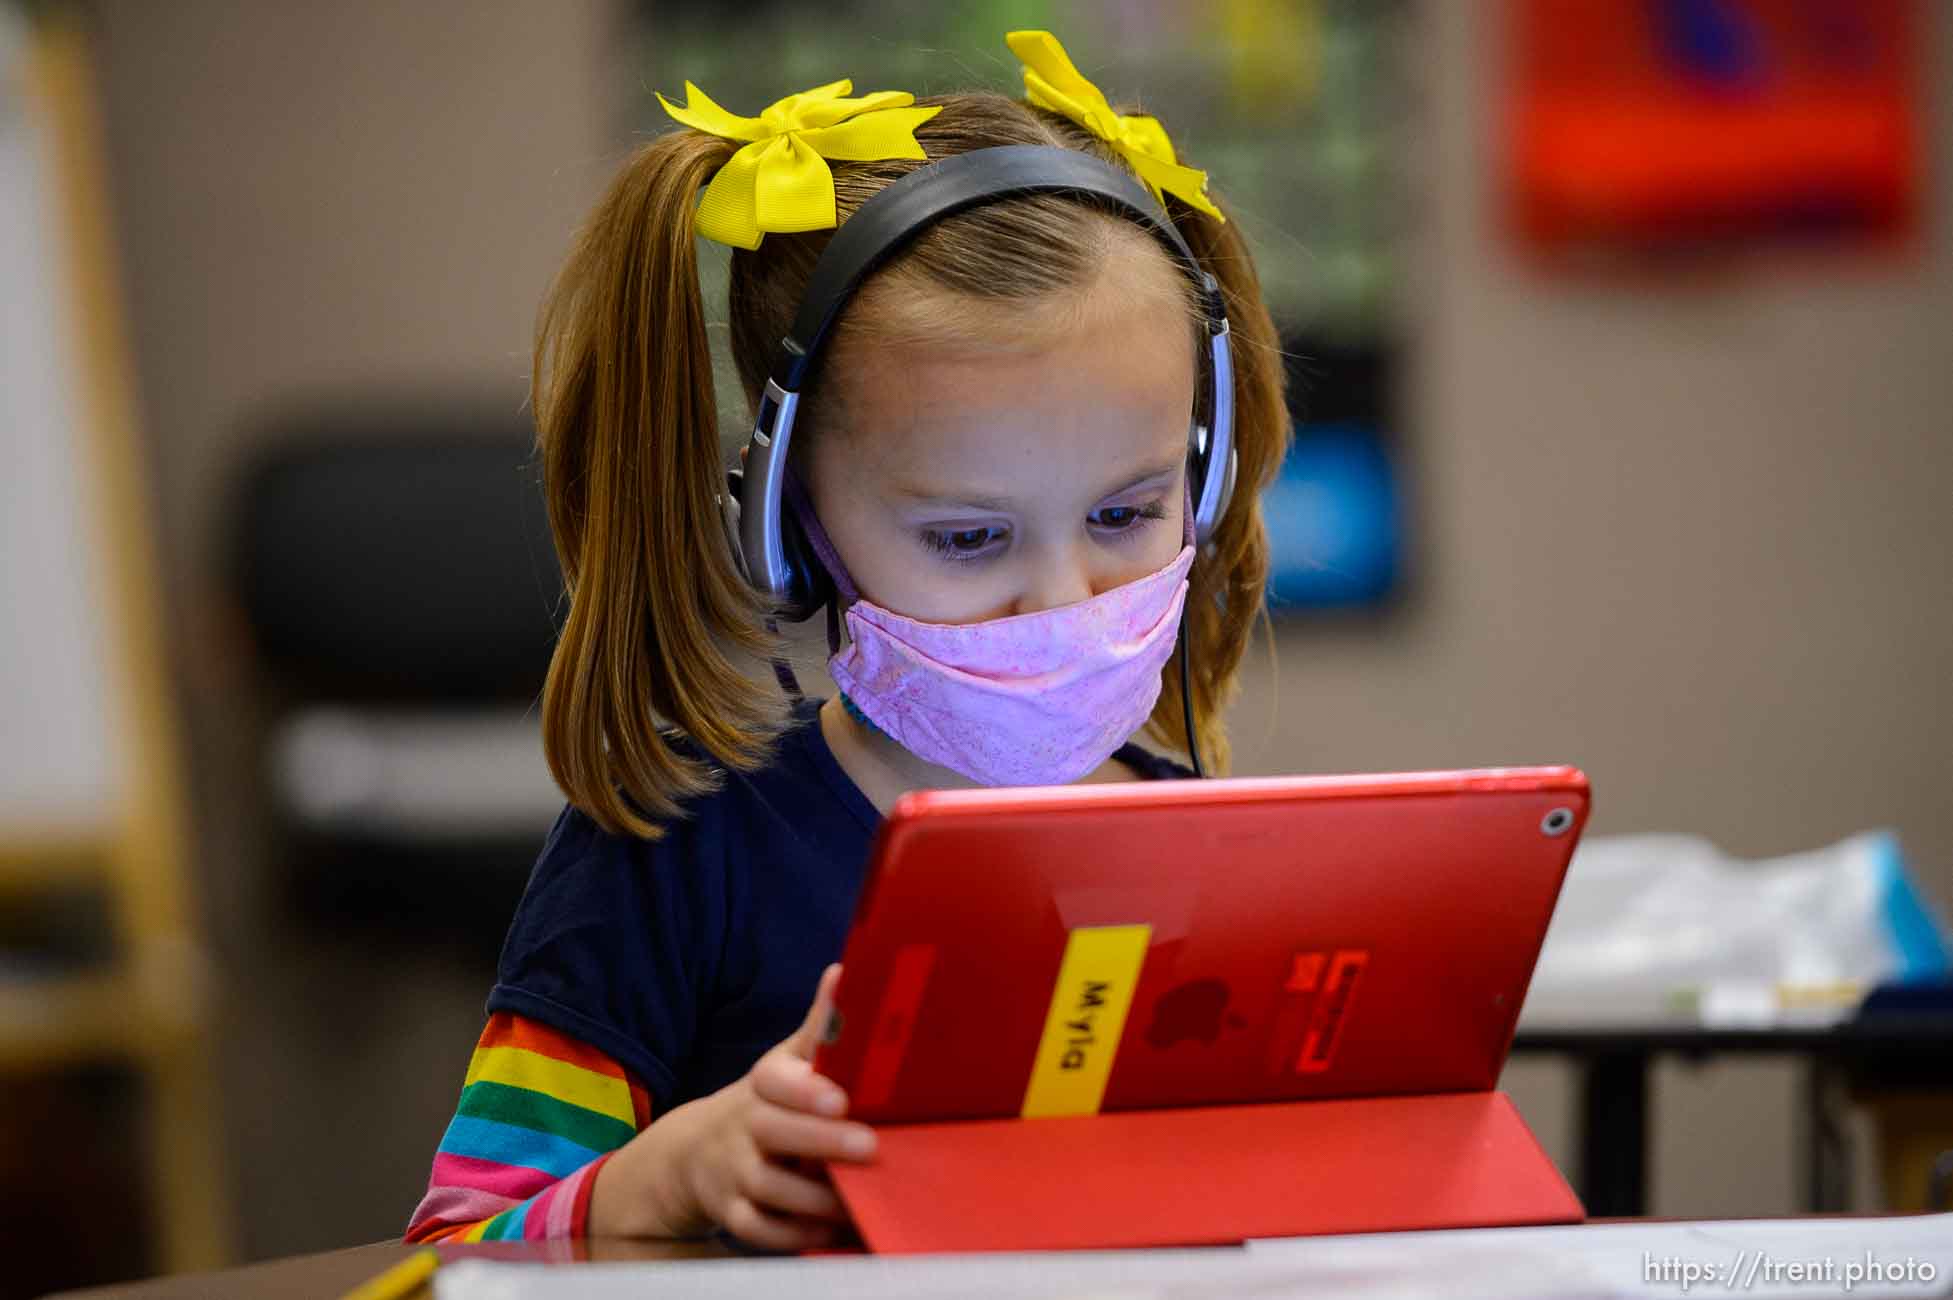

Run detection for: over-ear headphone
[[720, 144, 1237, 625]]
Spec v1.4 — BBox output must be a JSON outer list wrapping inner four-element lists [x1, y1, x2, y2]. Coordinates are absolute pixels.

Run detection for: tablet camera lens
[[1541, 808, 1573, 836]]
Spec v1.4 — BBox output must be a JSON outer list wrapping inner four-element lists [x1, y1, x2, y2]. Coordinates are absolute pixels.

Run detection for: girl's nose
[[1014, 549, 1095, 616]]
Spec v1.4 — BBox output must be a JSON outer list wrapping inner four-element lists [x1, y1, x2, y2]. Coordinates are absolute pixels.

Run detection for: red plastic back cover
[[814, 768, 1589, 1123], [828, 1090, 1585, 1253]]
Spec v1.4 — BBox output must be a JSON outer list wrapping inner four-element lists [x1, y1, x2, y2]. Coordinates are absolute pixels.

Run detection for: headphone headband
[[774, 144, 1222, 391]]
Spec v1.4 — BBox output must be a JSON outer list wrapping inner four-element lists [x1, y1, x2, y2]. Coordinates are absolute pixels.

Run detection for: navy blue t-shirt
[[488, 694, 1195, 1116]]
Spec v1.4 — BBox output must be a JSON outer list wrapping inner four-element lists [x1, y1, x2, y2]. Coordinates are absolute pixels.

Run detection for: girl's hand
[[589, 964, 876, 1249]]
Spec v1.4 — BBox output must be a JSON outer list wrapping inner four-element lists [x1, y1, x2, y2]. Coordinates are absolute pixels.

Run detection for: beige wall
[[87, 0, 1947, 1258], [95, 0, 620, 597], [1233, 8, 1953, 886]]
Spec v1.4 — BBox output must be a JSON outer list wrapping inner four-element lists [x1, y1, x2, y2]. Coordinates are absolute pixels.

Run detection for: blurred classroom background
[[1, 0, 1948, 1291]]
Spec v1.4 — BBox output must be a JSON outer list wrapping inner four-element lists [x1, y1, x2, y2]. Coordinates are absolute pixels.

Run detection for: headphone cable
[[764, 616, 804, 699], [1178, 602, 1205, 778]]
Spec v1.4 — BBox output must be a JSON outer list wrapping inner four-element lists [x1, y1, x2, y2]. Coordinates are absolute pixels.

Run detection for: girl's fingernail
[[844, 1127, 876, 1158], [816, 1088, 846, 1116]]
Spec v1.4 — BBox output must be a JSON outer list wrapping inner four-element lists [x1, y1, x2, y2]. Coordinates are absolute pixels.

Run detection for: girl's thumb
[[788, 963, 842, 1061]]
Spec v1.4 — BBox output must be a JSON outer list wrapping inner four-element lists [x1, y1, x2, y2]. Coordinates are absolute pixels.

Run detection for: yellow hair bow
[[657, 79, 942, 249], [1005, 30, 1224, 223]]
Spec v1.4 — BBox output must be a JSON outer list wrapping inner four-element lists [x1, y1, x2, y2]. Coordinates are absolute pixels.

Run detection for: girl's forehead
[[813, 232, 1200, 500], [831, 315, 1195, 503]]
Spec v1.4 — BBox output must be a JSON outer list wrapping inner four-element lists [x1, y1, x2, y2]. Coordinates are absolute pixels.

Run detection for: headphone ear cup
[[724, 465, 834, 621], [1187, 422, 1214, 543], [778, 507, 835, 623], [1212, 446, 1238, 543], [1186, 430, 1240, 550]]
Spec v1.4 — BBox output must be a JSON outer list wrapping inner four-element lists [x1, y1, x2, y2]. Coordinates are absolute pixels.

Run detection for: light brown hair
[[533, 91, 1289, 838]]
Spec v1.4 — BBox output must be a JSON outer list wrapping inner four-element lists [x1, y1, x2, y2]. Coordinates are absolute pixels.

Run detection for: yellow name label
[[1020, 924, 1152, 1118]]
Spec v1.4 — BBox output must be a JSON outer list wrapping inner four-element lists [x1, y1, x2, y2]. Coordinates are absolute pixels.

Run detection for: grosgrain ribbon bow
[[656, 79, 942, 249], [1005, 30, 1224, 223]]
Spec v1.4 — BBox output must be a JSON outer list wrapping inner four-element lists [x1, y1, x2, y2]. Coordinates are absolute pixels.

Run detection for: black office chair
[[227, 398, 566, 951]]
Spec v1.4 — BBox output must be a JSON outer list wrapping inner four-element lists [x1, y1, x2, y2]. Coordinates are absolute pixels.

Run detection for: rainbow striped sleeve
[[405, 1012, 653, 1242]]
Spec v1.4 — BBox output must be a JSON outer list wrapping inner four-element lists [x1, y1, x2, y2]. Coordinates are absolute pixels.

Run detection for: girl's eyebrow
[[894, 458, 1184, 511]]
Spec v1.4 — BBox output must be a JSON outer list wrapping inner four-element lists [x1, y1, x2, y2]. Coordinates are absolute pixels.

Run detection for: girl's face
[[806, 242, 1196, 626]]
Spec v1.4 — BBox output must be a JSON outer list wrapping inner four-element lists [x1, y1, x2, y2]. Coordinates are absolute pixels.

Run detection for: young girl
[[405, 30, 1287, 1250]]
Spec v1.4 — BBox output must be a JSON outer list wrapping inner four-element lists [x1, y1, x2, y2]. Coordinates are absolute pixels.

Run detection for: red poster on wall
[[1505, 0, 1924, 260]]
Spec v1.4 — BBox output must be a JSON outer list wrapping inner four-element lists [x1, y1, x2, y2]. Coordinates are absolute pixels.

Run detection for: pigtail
[[1144, 197, 1289, 776], [533, 128, 785, 839]]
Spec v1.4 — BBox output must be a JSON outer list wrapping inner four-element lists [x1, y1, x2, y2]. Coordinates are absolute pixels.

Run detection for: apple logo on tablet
[[1145, 978, 1230, 1048]]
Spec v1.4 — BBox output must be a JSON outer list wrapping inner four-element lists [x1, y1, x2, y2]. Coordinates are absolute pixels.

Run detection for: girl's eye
[[920, 525, 1006, 560], [1091, 500, 1168, 533]]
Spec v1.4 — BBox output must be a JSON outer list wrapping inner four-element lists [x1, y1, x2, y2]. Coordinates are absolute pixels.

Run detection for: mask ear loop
[[781, 468, 861, 654]]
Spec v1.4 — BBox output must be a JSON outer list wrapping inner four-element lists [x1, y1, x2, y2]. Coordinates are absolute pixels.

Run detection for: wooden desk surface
[[48, 1238, 734, 1299], [47, 1216, 1944, 1299]]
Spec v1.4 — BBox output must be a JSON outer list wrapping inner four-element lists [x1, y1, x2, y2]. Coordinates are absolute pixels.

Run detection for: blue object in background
[[1655, 0, 1765, 89], [1875, 832, 1953, 981], [1261, 422, 1402, 610]]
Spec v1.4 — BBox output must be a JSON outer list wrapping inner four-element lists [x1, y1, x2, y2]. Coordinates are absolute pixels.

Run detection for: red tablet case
[[830, 1092, 1581, 1254], [815, 768, 1590, 1252]]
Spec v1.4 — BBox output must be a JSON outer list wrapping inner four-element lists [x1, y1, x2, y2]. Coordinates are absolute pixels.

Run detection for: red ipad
[[814, 767, 1589, 1124]]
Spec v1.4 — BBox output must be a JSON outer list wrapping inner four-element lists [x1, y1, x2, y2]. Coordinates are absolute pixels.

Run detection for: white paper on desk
[[432, 1216, 1952, 1300], [1249, 1213, 1953, 1299], [432, 1242, 1592, 1300]]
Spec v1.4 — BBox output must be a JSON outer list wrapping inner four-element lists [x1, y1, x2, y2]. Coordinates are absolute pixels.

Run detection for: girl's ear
[[532, 128, 789, 838]]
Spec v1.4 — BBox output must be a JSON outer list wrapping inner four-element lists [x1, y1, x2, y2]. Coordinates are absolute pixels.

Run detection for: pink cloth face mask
[[785, 472, 1194, 787]]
